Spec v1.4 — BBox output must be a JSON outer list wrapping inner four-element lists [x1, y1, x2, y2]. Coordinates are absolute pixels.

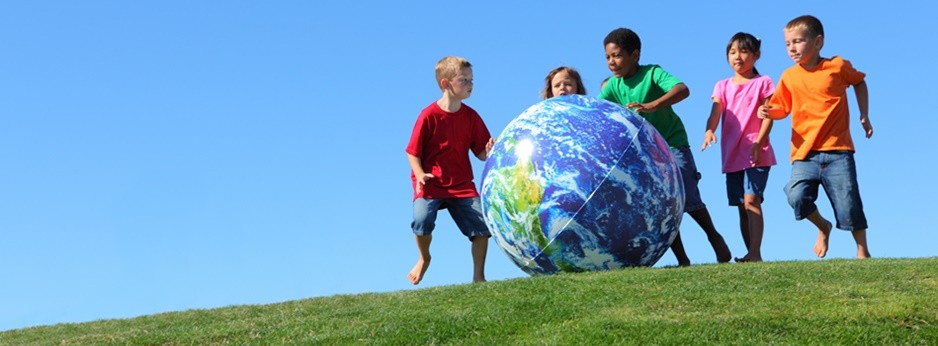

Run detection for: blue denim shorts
[[726, 166, 770, 206], [784, 151, 868, 231], [412, 197, 491, 240], [670, 146, 706, 213]]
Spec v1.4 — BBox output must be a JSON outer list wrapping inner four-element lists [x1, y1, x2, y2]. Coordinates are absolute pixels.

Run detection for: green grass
[[3, 258, 937, 345]]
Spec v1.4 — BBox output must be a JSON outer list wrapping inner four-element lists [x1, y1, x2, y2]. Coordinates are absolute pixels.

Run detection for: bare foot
[[678, 260, 691, 267], [407, 259, 430, 285], [857, 251, 872, 259], [716, 246, 732, 263], [814, 220, 833, 258], [473, 276, 486, 283], [734, 255, 762, 263], [712, 237, 732, 263]]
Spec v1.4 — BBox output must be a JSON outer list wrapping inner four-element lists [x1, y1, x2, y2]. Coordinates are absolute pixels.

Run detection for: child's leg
[[785, 154, 824, 257], [449, 197, 491, 283], [727, 171, 750, 253], [818, 151, 870, 259], [669, 232, 691, 266], [805, 210, 833, 258], [738, 194, 764, 262], [672, 146, 731, 263], [408, 235, 432, 285], [737, 206, 751, 250], [851, 229, 871, 259], [689, 208, 732, 263], [408, 198, 442, 285], [737, 167, 770, 262], [471, 236, 488, 282]]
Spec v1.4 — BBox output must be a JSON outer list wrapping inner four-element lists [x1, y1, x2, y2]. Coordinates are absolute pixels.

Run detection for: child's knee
[[785, 185, 807, 207], [785, 187, 817, 218], [743, 195, 762, 210]]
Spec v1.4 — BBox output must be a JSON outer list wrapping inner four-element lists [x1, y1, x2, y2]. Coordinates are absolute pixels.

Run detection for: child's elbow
[[676, 83, 689, 96]]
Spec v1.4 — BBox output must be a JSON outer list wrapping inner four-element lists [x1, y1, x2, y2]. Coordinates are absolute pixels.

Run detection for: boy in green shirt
[[599, 28, 731, 265]]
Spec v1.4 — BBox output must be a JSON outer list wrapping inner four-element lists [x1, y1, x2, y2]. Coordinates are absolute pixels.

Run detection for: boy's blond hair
[[786, 15, 825, 39], [435, 56, 472, 90]]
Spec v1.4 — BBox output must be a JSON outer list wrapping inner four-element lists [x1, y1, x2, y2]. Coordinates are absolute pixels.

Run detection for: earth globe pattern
[[480, 95, 684, 275]]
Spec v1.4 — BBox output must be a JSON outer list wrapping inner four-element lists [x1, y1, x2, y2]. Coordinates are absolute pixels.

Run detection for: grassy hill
[[3, 258, 936, 345]]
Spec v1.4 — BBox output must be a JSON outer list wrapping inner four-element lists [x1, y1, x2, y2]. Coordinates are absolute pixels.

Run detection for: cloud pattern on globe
[[481, 95, 683, 275]]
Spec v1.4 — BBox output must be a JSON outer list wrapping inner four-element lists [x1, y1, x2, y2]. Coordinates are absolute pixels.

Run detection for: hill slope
[[3, 258, 937, 345]]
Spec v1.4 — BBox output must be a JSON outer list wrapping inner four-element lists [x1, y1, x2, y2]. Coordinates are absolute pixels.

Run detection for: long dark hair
[[726, 32, 761, 75]]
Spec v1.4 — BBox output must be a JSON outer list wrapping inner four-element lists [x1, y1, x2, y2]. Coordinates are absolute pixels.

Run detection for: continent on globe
[[480, 95, 684, 275]]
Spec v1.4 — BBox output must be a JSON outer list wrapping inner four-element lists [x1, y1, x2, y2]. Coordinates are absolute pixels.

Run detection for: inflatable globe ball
[[480, 95, 683, 275]]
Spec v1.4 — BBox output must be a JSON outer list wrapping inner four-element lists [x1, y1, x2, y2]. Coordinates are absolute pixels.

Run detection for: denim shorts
[[784, 151, 868, 231], [726, 166, 770, 206], [411, 197, 491, 240], [670, 146, 706, 213]]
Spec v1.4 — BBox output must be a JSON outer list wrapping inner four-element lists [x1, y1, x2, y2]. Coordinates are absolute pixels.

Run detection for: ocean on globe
[[480, 95, 683, 275]]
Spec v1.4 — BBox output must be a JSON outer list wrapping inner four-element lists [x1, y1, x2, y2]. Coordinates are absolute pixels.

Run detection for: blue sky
[[2, 2, 935, 331]]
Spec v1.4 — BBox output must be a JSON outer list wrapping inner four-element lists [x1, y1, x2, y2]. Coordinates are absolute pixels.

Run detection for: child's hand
[[477, 138, 496, 161], [860, 115, 874, 138], [415, 173, 435, 194], [626, 102, 656, 114], [750, 144, 762, 167], [757, 105, 770, 119], [701, 131, 717, 151]]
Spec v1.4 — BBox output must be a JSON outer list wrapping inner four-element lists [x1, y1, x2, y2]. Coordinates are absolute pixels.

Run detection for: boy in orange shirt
[[759, 15, 874, 259]]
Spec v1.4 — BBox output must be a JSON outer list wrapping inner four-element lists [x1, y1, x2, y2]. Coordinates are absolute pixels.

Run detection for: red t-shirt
[[405, 101, 491, 200]]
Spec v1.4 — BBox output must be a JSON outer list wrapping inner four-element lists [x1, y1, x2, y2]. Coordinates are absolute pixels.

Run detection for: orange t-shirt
[[767, 56, 865, 162]]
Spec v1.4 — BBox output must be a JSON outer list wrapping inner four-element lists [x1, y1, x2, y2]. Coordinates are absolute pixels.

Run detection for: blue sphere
[[481, 95, 683, 275]]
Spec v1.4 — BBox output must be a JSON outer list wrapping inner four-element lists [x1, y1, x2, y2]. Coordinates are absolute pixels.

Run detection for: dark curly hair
[[603, 28, 641, 55]]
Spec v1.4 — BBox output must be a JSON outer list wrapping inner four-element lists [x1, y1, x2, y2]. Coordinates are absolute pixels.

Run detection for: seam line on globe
[[525, 118, 646, 266]]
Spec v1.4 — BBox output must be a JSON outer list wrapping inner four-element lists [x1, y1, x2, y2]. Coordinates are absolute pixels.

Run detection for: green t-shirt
[[599, 64, 689, 148]]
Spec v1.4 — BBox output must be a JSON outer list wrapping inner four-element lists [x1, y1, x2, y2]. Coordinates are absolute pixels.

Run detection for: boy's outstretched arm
[[757, 104, 788, 120], [407, 154, 434, 194], [475, 138, 495, 161], [854, 81, 873, 138], [627, 83, 689, 114], [701, 98, 722, 151]]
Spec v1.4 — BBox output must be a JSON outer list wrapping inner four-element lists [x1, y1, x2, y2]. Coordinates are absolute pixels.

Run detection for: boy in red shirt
[[760, 15, 874, 259], [405, 56, 495, 285]]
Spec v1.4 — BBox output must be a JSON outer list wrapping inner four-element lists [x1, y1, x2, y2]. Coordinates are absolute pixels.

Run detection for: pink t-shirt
[[711, 75, 776, 173]]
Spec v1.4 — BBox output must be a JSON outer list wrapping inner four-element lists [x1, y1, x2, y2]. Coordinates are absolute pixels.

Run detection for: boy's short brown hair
[[435, 56, 472, 90], [786, 15, 824, 38]]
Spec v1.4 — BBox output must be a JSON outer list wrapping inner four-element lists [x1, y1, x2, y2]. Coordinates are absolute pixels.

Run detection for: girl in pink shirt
[[701, 32, 776, 262]]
